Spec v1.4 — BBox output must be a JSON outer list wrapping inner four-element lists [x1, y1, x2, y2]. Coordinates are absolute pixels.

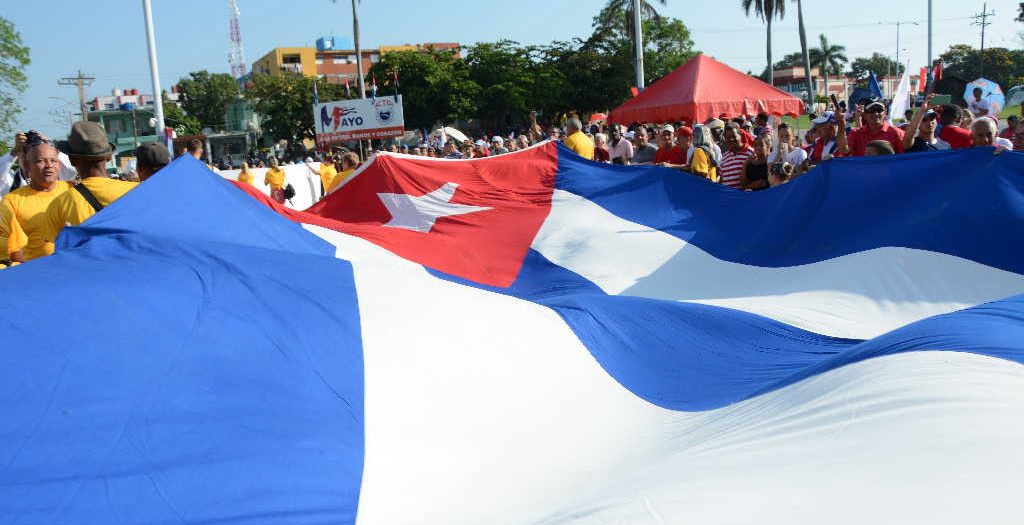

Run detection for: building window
[[107, 120, 125, 135], [316, 58, 324, 65], [333, 58, 344, 64], [370, 54, 380, 63]]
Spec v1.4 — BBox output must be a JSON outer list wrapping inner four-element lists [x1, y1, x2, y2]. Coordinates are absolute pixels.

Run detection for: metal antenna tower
[[228, 0, 247, 79]]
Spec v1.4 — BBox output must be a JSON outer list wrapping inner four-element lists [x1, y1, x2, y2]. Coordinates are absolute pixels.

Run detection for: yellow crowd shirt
[[326, 169, 354, 193], [44, 177, 139, 241], [689, 147, 719, 183], [0, 181, 70, 260], [318, 164, 338, 192], [563, 131, 595, 161], [237, 170, 254, 185], [264, 168, 286, 190]]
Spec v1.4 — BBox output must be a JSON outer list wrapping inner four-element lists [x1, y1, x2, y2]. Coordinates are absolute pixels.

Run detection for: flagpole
[[632, 0, 645, 92], [142, 0, 165, 137], [352, 0, 367, 99]]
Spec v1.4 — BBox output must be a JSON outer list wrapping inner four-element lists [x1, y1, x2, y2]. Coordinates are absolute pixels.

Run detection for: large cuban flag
[[2, 142, 1024, 524]]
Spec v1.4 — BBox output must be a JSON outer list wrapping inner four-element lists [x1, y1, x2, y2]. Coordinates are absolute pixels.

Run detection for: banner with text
[[314, 96, 405, 144]]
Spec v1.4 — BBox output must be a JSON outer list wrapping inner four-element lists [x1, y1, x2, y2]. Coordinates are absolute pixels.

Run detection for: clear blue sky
[[6, 0, 1021, 138]]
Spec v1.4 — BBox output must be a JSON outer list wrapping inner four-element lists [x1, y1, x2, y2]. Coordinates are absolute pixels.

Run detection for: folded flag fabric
[[2, 144, 1024, 524]]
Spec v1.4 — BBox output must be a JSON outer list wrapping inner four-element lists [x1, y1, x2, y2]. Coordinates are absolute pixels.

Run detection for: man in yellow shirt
[[43, 122, 138, 242], [0, 140, 71, 264], [326, 152, 361, 194], [264, 157, 287, 203], [562, 117, 595, 160]]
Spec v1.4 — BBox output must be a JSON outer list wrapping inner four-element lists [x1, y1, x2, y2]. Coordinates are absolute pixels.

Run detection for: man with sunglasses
[[842, 101, 905, 156], [0, 134, 72, 265]]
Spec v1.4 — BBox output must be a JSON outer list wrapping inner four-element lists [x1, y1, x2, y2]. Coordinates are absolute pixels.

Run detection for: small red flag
[[630, 86, 639, 97], [919, 67, 928, 93]]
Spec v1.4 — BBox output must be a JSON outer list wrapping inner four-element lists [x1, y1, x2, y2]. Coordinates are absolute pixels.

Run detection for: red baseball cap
[[676, 126, 694, 137]]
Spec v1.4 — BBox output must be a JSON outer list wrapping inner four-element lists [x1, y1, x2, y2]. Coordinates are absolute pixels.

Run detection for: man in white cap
[[806, 111, 848, 168], [491, 136, 509, 155]]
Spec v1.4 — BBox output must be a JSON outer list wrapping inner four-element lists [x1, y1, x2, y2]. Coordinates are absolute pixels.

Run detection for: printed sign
[[314, 96, 405, 143]]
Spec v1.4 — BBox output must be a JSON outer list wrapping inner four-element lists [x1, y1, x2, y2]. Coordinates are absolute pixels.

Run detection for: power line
[[972, 2, 995, 76], [57, 70, 95, 123]]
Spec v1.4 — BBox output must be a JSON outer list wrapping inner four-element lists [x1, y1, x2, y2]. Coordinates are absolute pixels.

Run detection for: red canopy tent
[[608, 54, 805, 125]]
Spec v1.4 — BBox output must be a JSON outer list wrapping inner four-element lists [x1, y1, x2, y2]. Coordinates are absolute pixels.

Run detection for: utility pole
[[972, 3, 995, 77], [632, 0, 645, 91], [57, 70, 95, 122], [878, 20, 917, 97], [926, 0, 933, 91]]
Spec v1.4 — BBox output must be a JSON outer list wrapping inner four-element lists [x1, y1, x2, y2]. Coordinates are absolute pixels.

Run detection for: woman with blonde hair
[[237, 162, 254, 185]]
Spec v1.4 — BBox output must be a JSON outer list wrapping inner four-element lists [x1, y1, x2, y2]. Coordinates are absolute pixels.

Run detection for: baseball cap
[[675, 126, 693, 137], [474, 139, 488, 147], [624, 131, 636, 140], [135, 142, 170, 168], [660, 124, 675, 134], [922, 109, 938, 120], [491, 136, 504, 144], [865, 101, 886, 113], [811, 111, 837, 125], [706, 118, 725, 130]]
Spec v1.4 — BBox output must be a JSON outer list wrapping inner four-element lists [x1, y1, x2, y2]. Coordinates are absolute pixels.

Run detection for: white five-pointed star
[[377, 182, 492, 233]]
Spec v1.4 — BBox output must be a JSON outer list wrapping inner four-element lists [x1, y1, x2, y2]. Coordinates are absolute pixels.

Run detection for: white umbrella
[[430, 126, 469, 143]]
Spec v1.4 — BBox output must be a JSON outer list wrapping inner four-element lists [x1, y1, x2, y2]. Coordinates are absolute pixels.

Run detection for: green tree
[[162, 92, 201, 136], [809, 34, 847, 96], [848, 53, 904, 80], [940, 44, 1024, 93], [582, 2, 696, 109], [0, 16, 30, 145], [176, 70, 240, 131], [742, 0, 785, 86], [245, 72, 345, 151], [465, 41, 540, 129], [369, 49, 479, 130]]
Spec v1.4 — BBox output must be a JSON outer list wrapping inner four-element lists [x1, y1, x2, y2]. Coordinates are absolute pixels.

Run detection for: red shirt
[[594, 146, 610, 163], [654, 145, 685, 165], [999, 127, 1014, 140], [938, 126, 973, 149], [846, 123, 906, 156]]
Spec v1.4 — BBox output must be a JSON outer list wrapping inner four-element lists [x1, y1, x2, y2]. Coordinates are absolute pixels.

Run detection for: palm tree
[[742, 0, 785, 86], [795, 0, 814, 106], [593, 0, 668, 89], [809, 34, 848, 100]]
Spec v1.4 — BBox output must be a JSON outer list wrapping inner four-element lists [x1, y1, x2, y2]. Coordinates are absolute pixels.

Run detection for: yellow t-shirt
[[563, 131, 595, 160], [264, 168, 286, 190], [318, 164, 338, 193], [0, 181, 71, 260], [689, 147, 719, 183], [237, 170, 254, 185], [43, 177, 139, 241], [326, 169, 354, 193]]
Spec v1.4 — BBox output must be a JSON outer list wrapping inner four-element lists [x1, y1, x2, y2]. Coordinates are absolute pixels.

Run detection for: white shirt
[[995, 137, 1013, 150], [767, 145, 808, 166], [968, 98, 991, 117]]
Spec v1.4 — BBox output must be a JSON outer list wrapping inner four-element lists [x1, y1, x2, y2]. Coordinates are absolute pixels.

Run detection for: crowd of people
[[1, 91, 1018, 269]]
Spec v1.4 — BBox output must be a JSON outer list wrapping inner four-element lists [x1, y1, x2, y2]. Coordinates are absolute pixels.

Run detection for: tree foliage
[[245, 72, 347, 150], [0, 16, 30, 143], [176, 70, 241, 131], [369, 49, 479, 129], [848, 53, 904, 79], [162, 92, 201, 136], [940, 44, 1024, 92]]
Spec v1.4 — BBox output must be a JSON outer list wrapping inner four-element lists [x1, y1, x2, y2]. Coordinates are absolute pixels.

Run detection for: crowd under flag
[[3, 144, 1024, 523]]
